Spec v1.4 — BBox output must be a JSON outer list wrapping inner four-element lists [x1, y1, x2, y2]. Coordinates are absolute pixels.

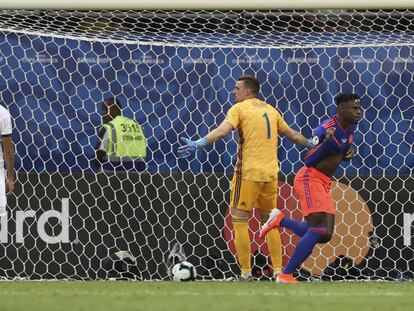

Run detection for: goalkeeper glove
[[178, 137, 208, 158]]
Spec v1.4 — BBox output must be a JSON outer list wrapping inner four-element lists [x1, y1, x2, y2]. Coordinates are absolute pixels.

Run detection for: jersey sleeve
[[225, 105, 241, 129], [0, 109, 12, 136], [275, 110, 289, 133], [98, 130, 109, 151], [311, 125, 326, 146], [95, 127, 107, 150]]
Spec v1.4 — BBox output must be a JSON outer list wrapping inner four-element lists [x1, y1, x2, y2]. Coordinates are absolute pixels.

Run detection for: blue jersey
[[304, 115, 355, 167]]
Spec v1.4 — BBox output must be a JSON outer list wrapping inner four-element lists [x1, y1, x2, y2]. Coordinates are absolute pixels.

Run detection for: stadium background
[[0, 33, 413, 174]]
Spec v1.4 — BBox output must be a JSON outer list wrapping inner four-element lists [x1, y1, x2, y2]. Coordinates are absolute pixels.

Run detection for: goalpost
[[0, 1, 413, 280]]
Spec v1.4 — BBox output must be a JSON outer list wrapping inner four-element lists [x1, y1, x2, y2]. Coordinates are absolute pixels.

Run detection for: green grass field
[[0, 281, 413, 311]]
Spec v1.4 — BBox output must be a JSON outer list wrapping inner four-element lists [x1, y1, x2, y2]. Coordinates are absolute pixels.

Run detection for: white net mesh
[[2, 9, 414, 47], [0, 9, 413, 280]]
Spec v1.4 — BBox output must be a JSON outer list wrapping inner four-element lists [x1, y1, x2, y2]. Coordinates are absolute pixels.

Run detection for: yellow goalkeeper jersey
[[225, 98, 289, 182]]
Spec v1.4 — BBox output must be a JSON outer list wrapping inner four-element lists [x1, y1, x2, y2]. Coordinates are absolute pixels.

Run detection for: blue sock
[[280, 217, 309, 237], [283, 227, 326, 274]]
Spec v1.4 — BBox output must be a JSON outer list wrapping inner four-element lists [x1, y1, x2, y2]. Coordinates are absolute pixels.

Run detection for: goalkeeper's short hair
[[237, 75, 260, 95]]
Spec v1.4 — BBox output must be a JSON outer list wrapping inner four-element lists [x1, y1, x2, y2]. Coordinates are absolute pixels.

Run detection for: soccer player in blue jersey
[[260, 92, 361, 283]]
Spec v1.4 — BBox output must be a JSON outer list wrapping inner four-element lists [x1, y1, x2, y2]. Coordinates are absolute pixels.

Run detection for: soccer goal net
[[0, 3, 413, 280]]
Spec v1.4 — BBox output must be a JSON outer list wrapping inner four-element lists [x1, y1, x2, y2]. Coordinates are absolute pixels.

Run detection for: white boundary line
[[0, 289, 408, 297], [1, 28, 414, 49]]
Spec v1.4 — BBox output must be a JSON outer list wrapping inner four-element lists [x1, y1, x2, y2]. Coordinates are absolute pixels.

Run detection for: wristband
[[195, 138, 208, 149]]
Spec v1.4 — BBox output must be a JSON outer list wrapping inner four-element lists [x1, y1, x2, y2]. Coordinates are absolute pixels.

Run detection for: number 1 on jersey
[[263, 112, 271, 139]]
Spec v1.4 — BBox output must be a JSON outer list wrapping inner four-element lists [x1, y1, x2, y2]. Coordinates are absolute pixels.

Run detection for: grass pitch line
[[162, 290, 406, 297], [1, 289, 405, 298]]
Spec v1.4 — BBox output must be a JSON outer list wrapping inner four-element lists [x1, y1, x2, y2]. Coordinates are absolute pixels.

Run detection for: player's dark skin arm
[[343, 148, 355, 161]]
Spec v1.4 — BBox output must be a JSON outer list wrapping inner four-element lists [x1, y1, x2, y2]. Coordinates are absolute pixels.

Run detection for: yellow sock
[[266, 229, 283, 272], [232, 220, 251, 274]]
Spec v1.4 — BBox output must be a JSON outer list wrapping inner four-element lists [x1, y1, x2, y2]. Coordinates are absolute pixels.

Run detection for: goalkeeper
[[178, 76, 313, 280]]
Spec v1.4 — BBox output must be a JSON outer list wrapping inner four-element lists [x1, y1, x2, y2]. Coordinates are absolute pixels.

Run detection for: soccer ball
[[172, 261, 197, 282]]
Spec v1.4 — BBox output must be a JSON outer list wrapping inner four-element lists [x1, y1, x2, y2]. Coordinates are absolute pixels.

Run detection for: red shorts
[[294, 166, 334, 217]]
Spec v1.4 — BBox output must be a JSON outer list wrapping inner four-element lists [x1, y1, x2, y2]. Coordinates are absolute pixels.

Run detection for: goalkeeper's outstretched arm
[[280, 127, 314, 149], [178, 121, 233, 158], [204, 120, 234, 144]]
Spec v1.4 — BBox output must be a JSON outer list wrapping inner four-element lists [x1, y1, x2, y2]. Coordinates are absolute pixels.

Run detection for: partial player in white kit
[[0, 105, 14, 216]]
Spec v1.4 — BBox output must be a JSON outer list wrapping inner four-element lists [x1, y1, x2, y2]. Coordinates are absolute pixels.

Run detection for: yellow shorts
[[230, 176, 278, 213]]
